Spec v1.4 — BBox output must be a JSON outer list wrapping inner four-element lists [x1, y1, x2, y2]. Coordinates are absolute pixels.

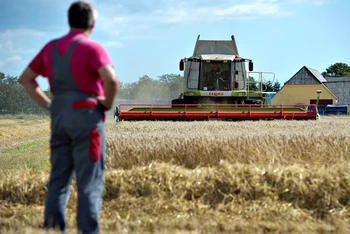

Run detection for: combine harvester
[[116, 35, 318, 121]]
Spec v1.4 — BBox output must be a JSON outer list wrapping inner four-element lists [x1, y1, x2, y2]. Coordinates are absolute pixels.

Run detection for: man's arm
[[96, 65, 118, 110], [18, 67, 51, 110]]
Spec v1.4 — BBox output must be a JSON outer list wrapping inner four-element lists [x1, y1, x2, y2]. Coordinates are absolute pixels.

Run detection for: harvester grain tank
[[116, 35, 318, 121]]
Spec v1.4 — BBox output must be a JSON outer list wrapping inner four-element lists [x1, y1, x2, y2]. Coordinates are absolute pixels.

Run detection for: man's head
[[68, 1, 97, 33]]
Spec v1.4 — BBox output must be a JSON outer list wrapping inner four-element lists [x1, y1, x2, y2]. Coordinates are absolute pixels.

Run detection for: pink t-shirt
[[29, 31, 112, 96]]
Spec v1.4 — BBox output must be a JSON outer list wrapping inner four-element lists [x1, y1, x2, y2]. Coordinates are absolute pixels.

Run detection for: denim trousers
[[43, 98, 106, 234]]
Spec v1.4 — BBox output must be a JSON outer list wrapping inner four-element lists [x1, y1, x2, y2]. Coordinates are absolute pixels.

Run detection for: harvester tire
[[114, 107, 120, 123], [172, 99, 189, 107]]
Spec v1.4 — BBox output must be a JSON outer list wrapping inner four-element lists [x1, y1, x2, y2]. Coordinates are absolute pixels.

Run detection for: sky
[[0, 0, 349, 91]]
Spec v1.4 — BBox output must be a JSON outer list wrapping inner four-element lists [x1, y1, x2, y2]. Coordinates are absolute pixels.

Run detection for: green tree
[[247, 76, 280, 92], [247, 76, 258, 91], [132, 75, 165, 100], [272, 81, 281, 92], [262, 80, 274, 92], [0, 72, 48, 115], [322, 63, 350, 77], [0, 72, 5, 80], [158, 74, 183, 98], [117, 74, 184, 100], [263, 80, 281, 92]]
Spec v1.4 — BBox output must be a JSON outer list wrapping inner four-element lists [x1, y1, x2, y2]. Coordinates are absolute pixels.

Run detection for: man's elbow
[[18, 74, 25, 85], [18, 67, 37, 86], [18, 75, 29, 88], [111, 74, 118, 87], [111, 77, 118, 94]]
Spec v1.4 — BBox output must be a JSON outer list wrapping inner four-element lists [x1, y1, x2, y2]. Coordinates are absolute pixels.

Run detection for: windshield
[[200, 62, 231, 91], [185, 60, 246, 90]]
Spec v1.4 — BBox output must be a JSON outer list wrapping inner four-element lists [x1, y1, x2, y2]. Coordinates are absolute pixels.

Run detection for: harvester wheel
[[172, 98, 188, 108], [114, 106, 120, 122]]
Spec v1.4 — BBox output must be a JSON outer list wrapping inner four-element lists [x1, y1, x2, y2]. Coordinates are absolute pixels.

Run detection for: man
[[19, 1, 118, 233]]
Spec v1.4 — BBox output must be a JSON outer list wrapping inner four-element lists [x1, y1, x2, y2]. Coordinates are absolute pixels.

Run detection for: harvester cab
[[116, 35, 318, 121], [172, 35, 274, 107], [175, 36, 259, 103]]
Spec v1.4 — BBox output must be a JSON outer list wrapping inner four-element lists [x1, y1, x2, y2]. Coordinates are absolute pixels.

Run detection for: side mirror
[[249, 61, 253, 71], [179, 60, 184, 71]]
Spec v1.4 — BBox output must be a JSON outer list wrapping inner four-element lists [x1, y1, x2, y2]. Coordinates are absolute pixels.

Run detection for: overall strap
[[51, 37, 85, 95]]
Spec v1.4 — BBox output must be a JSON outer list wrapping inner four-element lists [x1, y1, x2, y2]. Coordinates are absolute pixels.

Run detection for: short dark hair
[[68, 1, 95, 29]]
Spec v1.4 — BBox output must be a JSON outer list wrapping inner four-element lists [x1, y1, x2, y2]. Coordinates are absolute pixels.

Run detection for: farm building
[[272, 66, 350, 114], [323, 76, 350, 104]]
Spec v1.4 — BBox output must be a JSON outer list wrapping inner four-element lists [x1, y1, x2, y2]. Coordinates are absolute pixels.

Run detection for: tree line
[[0, 72, 280, 115], [1, 62, 348, 115]]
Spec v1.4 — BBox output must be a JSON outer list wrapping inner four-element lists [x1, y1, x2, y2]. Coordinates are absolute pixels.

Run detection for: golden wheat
[[106, 117, 350, 169]]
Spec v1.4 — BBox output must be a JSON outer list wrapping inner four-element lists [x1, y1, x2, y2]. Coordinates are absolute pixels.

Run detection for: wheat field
[[1, 115, 350, 233]]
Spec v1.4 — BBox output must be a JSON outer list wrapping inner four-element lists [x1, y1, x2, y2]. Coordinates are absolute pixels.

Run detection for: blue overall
[[43, 38, 106, 234]]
